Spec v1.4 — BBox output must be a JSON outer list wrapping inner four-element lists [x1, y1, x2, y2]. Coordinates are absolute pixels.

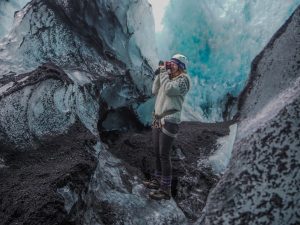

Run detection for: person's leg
[[143, 126, 161, 189], [150, 122, 179, 200], [153, 127, 162, 179], [160, 131, 174, 191]]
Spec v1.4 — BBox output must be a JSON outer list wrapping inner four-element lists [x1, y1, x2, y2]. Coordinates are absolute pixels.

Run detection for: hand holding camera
[[159, 61, 171, 76], [155, 60, 172, 77], [165, 61, 172, 70]]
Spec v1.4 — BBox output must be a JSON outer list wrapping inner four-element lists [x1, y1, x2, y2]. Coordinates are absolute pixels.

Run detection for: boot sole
[[149, 192, 171, 200], [142, 182, 160, 190]]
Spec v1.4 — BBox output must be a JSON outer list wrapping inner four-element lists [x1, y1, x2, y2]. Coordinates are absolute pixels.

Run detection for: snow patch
[[238, 76, 300, 141], [0, 82, 14, 94], [57, 185, 78, 214], [65, 70, 93, 86], [209, 123, 237, 174]]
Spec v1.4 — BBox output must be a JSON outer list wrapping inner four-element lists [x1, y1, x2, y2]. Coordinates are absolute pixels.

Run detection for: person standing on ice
[[143, 54, 191, 200]]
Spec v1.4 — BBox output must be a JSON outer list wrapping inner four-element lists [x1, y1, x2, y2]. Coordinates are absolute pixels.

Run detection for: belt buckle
[[152, 118, 162, 128]]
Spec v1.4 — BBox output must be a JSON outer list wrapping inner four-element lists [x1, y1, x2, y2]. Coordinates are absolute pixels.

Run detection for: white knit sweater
[[152, 69, 191, 123]]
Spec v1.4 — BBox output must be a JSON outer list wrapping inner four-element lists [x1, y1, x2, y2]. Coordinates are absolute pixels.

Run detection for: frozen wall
[[199, 5, 300, 224], [157, 0, 300, 121], [0, 0, 31, 39], [0, 0, 158, 147]]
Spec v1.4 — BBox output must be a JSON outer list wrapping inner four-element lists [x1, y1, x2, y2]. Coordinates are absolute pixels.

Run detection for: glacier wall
[[199, 5, 300, 225], [0, 1, 190, 223], [0, 0, 157, 82], [0, 0, 31, 39], [0, 63, 100, 149], [157, 0, 300, 121], [0, 0, 158, 148]]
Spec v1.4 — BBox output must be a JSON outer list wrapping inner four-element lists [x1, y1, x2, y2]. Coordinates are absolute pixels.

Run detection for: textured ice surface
[[0, 82, 14, 94], [0, 0, 157, 96], [0, 65, 100, 148], [238, 77, 300, 141], [57, 185, 79, 214], [203, 92, 300, 225], [209, 123, 237, 174], [0, 0, 31, 39], [0, 1, 191, 224], [74, 85, 99, 136], [0, 0, 158, 146], [157, 0, 300, 121], [134, 98, 155, 126], [83, 143, 187, 225], [200, 6, 300, 225]]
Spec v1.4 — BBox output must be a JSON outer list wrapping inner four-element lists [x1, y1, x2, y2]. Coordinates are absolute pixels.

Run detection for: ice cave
[[0, 0, 299, 224]]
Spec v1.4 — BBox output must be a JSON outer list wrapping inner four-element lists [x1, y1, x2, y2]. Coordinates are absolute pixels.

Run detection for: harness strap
[[153, 109, 179, 120], [152, 119, 162, 128], [162, 127, 177, 138], [151, 109, 179, 129]]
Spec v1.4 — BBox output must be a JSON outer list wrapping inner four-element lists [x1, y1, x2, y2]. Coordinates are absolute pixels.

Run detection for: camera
[[165, 61, 172, 70]]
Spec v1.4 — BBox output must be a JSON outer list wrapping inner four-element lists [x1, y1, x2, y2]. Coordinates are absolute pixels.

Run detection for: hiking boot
[[149, 188, 171, 200], [143, 178, 160, 190]]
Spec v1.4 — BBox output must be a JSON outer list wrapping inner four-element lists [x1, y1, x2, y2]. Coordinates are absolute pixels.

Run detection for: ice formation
[[0, 0, 299, 224], [0, 0, 189, 223], [0, 0, 31, 38], [0, 0, 158, 147], [83, 142, 187, 225], [208, 123, 237, 174], [200, 5, 300, 224], [157, 0, 300, 121]]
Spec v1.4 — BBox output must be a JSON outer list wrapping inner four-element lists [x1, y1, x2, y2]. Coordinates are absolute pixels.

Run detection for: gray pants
[[152, 121, 179, 186]]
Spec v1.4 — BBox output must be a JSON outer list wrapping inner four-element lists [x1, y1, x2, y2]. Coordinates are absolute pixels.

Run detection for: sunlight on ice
[[209, 123, 237, 174]]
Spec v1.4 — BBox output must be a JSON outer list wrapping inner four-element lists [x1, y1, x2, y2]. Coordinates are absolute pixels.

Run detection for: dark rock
[[0, 121, 97, 225]]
